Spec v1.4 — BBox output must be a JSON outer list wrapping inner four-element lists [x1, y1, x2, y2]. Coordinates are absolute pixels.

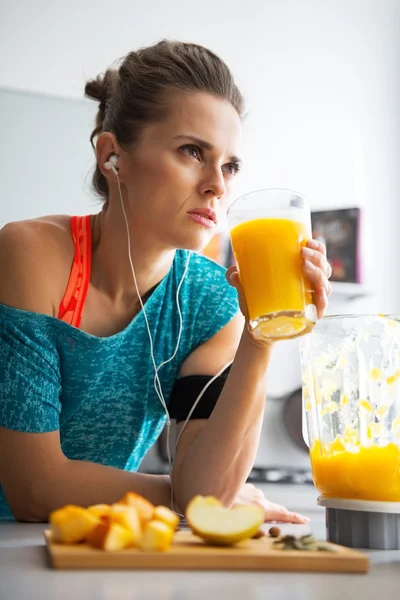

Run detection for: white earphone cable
[[171, 358, 233, 517], [174, 359, 233, 451], [112, 161, 233, 515]]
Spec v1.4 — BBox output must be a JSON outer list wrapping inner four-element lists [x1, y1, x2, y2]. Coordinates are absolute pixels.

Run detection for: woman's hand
[[226, 238, 332, 322], [232, 483, 309, 524], [301, 239, 332, 319]]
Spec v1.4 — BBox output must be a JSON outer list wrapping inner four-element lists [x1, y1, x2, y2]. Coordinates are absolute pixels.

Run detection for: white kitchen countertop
[[1, 484, 399, 600]]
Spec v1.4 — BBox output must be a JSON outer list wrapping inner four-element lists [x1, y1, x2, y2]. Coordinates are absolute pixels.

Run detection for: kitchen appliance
[[300, 314, 400, 549], [311, 207, 361, 283]]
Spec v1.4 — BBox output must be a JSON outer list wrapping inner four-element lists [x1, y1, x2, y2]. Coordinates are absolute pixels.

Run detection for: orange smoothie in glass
[[230, 217, 314, 339]]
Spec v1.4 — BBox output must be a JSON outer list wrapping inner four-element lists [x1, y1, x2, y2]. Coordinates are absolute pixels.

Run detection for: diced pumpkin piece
[[119, 492, 154, 524], [87, 504, 112, 519], [50, 505, 99, 543], [110, 504, 142, 545], [153, 505, 180, 530], [139, 520, 174, 552], [88, 521, 132, 552]]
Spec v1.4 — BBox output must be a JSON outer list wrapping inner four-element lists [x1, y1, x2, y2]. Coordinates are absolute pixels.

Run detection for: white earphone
[[104, 154, 119, 175], [104, 154, 233, 515]]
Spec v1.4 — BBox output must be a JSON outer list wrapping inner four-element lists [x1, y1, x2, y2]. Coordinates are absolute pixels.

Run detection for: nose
[[199, 166, 226, 199]]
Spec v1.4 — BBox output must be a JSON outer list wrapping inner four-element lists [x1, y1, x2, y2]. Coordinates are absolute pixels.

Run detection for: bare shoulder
[[0, 215, 74, 315]]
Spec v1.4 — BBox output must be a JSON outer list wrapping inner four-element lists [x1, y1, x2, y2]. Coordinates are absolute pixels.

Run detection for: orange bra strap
[[57, 215, 92, 328]]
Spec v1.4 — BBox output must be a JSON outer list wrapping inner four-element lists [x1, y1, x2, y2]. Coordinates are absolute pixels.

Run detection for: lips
[[187, 208, 217, 225]]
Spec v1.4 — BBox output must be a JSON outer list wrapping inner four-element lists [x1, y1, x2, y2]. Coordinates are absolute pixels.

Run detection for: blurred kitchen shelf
[[247, 466, 314, 486], [140, 464, 315, 486]]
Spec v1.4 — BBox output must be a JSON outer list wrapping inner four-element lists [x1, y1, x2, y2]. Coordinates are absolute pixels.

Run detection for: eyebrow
[[174, 134, 242, 165]]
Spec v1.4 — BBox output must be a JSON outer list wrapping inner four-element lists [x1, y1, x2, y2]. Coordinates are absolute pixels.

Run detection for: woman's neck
[[90, 202, 175, 305]]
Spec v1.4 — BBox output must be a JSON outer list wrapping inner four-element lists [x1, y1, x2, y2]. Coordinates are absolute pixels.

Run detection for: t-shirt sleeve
[[193, 258, 240, 347], [0, 306, 62, 433]]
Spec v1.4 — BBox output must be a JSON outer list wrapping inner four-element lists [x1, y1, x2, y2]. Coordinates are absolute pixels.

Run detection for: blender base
[[318, 497, 400, 550]]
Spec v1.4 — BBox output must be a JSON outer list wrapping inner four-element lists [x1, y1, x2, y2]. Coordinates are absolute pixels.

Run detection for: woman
[[0, 40, 331, 522]]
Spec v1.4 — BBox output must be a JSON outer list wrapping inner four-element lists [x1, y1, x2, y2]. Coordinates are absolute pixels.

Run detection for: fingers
[[225, 265, 239, 288], [225, 266, 250, 321], [303, 257, 330, 319], [307, 238, 326, 254], [301, 242, 332, 320], [302, 245, 332, 279], [314, 285, 329, 319], [261, 503, 309, 524], [234, 484, 310, 524], [303, 258, 331, 292], [250, 493, 310, 524], [303, 250, 331, 294], [262, 500, 308, 523], [265, 510, 309, 524]]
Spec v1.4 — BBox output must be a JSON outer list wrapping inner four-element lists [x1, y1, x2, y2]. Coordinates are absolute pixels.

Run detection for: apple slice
[[186, 495, 264, 546], [153, 505, 180, 531], [139, 520, 175, 552], [88, 521, 133, 552], [50, 505, 100, 543]]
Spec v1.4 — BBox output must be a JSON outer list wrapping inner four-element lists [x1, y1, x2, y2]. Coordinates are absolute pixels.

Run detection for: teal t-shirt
[[0, 250, 239, 519]]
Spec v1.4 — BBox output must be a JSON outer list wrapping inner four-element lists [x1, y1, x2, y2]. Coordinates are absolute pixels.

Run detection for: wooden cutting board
[[44, 530, 370, 573]]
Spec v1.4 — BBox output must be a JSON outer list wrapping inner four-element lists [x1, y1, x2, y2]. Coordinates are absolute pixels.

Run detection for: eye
[[180, 144, 202, 161], [222, 161, 241, 176]]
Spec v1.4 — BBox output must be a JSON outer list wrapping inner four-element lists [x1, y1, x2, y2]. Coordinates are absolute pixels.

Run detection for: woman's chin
[[177, 233, 214, 254]]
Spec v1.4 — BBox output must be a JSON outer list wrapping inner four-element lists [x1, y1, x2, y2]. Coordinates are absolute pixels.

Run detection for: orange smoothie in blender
[[230, 217, 313, 338], [310, 439, 400, 502]]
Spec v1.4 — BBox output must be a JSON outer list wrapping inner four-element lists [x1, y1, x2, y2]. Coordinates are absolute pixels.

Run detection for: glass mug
[[227, 188, 317, 341]]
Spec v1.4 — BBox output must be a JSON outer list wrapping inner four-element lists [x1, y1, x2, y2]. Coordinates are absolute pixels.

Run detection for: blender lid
[[318, 496, 400, 513]]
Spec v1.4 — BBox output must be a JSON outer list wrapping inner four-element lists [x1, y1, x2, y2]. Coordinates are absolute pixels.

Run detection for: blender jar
[[300, 315, 400, 502]]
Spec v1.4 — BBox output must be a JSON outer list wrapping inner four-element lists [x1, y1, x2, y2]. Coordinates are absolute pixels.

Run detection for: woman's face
[[120, 91, 243, 252]]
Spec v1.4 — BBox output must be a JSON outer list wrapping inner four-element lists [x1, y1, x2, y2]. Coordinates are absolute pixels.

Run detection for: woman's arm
[[172, 240, 332, 514], [0, 427, 171, 522], [171, 314, 272, 513]]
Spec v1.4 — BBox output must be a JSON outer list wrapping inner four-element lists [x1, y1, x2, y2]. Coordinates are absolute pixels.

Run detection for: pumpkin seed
[[271, 533, 337, 552]]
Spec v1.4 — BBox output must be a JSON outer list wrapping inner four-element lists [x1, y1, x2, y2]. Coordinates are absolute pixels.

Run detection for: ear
[[96, 132, 122, 182]]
